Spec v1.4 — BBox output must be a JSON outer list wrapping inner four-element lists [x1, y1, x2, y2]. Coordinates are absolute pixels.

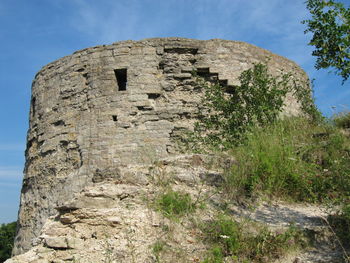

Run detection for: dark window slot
[[163, 48, 198, 54], [114, 68, 127, 91], [112, 115, 118, 122], [147, 93, 161, 99], [31, 97, 36, 117], [52, 120, 65, 126]]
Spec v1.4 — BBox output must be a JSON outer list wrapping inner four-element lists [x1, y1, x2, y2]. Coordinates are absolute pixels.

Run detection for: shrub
[[333, 111, 350, 129], [190, 62, 318, 150], [0, 221, 16, 263]]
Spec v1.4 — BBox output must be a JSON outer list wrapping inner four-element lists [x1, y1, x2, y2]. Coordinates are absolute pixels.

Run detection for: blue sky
[[0, 0, 349, 223]]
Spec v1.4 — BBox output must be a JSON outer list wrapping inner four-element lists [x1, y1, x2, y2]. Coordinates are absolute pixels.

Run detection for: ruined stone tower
[[13, 38, 308, 255]]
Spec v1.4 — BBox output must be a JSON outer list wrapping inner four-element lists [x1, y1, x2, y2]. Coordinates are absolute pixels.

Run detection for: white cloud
[[62, 0, 349, 117]]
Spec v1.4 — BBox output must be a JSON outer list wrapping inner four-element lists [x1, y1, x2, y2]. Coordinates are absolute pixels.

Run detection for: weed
[[149, 161, 173, 188], [156, 190, 196, 219], [200, 215, 308, 263], [152, 240, 167, 263], [201, 215, 240, 256], [201, 246, 225, 263]]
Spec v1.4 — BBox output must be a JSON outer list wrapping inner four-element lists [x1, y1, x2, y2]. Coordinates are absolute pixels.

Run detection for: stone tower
[[13, 38, 308, 255]]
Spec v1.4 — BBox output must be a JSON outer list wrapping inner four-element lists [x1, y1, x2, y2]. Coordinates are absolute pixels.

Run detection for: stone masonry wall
[[13, 38, 309, 255]]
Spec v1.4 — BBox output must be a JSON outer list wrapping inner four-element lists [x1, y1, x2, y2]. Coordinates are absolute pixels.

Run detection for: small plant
[[201, 246, 225, 263], [149, 161, 173, 187], [200, 215, 307, 263], [201, 215, 241, 256], [152, 240, 167, 263], [156, 190, 196, 219]]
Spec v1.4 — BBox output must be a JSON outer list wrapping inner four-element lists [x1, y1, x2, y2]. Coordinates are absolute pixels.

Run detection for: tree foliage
[[191, 63, 317, 150], [0, 222, 16, 263], [303, 0, 350, 83]]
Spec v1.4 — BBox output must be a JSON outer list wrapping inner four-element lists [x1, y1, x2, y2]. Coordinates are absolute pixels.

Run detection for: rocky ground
[[6, 154, 348, 263]]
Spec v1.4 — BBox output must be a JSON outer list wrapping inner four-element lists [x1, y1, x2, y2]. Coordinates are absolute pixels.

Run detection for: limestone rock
[[6, 154, 345, 263]]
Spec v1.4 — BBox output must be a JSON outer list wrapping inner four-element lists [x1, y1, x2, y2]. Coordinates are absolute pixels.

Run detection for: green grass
[[156, 190, 196, 219], [222, 117, 350, 203], [200, 215, 307, 263]]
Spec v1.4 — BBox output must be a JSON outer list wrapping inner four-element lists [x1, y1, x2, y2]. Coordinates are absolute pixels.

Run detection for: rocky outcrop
[[13, 38, 309, 255], [9, 154, 227, 262], [7, 155, 344, 263]]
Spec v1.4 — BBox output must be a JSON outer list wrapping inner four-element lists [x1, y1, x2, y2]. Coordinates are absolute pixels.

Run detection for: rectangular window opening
[[31, 97, 36, 117], [114, 68, 127, 91]]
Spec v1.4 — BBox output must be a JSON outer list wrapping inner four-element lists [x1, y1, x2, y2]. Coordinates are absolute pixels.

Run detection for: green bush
[[190, 62, 318, 150], [333, 111, 350, 129], [156, 190, 195, 219], [0, 221, 16, 263]]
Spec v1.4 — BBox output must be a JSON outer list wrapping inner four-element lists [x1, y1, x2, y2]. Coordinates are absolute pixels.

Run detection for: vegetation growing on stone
[[183, 61, 350, 261], [188, 62, 319, 151], [200, 215, 308, 263], [156, 190, 196, 219], [223, 117, 350, 203]]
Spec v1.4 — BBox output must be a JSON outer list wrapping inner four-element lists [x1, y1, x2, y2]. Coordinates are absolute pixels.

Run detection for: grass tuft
[[156, 190, 196, 219]]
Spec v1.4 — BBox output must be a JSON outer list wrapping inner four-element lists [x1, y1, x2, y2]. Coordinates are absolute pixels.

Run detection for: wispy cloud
[[70, 0, 144, 44], [64, 0, 349, 116]]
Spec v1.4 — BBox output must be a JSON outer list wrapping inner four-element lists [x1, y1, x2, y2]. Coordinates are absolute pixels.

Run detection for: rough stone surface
[[7, 154, 345, 263], [13, 37, 310, 255]]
